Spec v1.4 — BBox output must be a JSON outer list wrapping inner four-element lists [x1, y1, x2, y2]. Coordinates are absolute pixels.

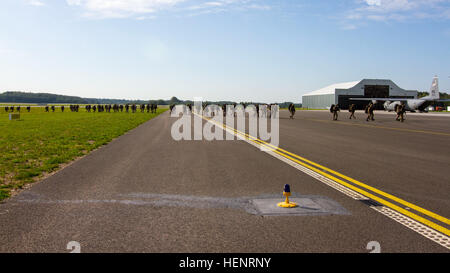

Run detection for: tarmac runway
[[0, 109, 449, 252]]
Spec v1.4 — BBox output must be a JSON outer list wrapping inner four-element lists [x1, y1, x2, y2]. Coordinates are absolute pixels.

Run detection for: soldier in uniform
[[365, 103, 369, 121], [348, 103, 356, 119], [369, 103, 375, 121], [288, 103, 296, 119], [396, 103, 406, 122], [188, 103, 192, 113], [331, 104, 340, 120], [366, 102, 375, 121]]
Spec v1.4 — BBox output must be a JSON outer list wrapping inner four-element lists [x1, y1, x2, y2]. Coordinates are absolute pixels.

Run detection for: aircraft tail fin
[[429, 76, 439, 100]]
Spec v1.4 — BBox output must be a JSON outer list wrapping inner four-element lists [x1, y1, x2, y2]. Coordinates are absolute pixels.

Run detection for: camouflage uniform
[[349, 104, 356, 119], [396, 104, 405, 122], [332, 104, 340, 120], [366, 103, 374, 121]]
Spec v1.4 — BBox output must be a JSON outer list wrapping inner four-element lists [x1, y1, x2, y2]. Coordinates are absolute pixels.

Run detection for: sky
[[1, 0, 450, 103]]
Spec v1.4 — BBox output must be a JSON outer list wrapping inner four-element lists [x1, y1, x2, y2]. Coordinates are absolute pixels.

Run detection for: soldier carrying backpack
[[366, 102, 375, 121], [331, 104, 340, 120], [396, 103, 406, 122]]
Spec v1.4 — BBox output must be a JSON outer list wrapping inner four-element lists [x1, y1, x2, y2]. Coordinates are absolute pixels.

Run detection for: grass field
[[0, 107, 167, 201]]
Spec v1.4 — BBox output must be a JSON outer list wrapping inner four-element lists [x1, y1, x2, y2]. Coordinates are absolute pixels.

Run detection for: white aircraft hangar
[[302, 79, 418, 110]]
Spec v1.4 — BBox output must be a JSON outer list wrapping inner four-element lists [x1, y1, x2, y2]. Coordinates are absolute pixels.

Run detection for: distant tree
[[170, 97, 181, 104], [0, 91, 88, 104], [277, 102, 301, 109], [418, 91, 450, 107], [418, 92, 429, 98]]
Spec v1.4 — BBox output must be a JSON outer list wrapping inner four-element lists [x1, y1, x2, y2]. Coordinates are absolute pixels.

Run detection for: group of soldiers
[[4, 106, 31, 112], [169, 103, 281, 118], [329, 102, 406, 122], [44, 105, 57, 112], [72, 104, 158, 113], [43, 105, 79, 112], [4, 103, 158, 114], [364, 103, 375, 121]]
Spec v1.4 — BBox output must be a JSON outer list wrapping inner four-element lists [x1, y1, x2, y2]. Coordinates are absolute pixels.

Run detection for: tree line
[[0, 92, 301, 108], [418, 91, 450, 107]]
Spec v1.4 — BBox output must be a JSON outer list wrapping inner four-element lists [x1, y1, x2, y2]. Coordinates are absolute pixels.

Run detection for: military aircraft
[[350, 76, 450, 112]]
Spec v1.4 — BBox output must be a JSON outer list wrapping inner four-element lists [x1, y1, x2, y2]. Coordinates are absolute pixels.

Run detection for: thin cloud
[[65, 0, 270, 19], [29, 0, 45, 6], [66, 0, 186, 18], [342, 0, 450, 29], [186, 0, 271, 17]]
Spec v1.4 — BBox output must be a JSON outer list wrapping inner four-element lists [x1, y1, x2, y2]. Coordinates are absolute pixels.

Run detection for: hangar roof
[[303, 81, 360, 96]]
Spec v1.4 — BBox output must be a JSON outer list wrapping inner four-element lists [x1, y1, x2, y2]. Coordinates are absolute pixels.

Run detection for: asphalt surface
[[0, 109, 449, 252]]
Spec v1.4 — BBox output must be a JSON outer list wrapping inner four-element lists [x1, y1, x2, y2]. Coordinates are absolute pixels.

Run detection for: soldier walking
[[331, 104, 340, 120], [348, 104, 356, 119], [288, 103, 296, 119], [396, 103, 406, 122], [366, 102, 375, 121]]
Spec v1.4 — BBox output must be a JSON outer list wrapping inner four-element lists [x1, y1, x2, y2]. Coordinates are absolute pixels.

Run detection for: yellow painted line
[[269, 148, 450, 236], [208, 115, 450, 226], [304, 118, 450, 137], [196, 113, 450, 236], [249, 135, 450, 226]]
